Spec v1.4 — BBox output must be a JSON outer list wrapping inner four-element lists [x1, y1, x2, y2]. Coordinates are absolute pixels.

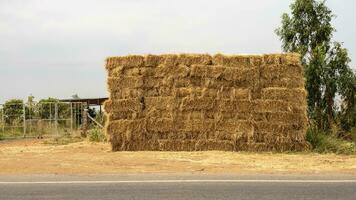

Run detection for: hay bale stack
[[104, 53, 309, 151]]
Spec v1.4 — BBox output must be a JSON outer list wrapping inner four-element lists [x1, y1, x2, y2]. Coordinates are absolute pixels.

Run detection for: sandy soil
[[0, 139, 356, 175]]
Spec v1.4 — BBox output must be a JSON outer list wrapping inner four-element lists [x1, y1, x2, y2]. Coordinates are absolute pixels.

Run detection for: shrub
[[306, 128, 356, 155], [88, 128, 106, 142]]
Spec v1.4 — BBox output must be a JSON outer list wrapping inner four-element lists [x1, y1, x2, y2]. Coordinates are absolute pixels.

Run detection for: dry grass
[[0, 139, 355, 175]]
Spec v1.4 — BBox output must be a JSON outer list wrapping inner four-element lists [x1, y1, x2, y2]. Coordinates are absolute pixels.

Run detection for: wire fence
[[0, 102, 87, 140]]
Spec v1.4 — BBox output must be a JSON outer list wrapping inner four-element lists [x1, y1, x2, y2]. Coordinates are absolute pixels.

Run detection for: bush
[[306, 128, 356, 155], [88, 128, 106, 142]]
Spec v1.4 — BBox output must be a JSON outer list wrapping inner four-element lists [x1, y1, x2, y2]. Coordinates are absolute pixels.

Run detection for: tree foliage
[[276, 0, 355, 131], [3, 99, 24, 125], [38, 98, 70, 119]]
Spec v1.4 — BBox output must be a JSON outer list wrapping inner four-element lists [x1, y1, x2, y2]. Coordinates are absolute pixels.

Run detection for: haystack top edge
[[105, 53, 301, 69], [105, 53, 300, 60]]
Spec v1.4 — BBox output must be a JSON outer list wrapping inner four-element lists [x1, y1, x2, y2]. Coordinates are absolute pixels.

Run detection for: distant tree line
[[1, 97, 98, 126]]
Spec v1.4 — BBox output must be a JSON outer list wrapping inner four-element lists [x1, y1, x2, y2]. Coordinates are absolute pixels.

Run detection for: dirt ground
[[0, 139, 356, 175]]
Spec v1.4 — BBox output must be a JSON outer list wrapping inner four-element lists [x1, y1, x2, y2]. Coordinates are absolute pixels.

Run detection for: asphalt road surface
[[0, 175, 355, 200]]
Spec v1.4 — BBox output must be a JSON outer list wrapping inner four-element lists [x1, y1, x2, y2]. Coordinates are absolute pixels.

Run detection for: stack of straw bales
[[104, 53, 310, 151]]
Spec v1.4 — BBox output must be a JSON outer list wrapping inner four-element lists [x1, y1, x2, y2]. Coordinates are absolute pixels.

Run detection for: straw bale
[[105, 57, 115, 70], [144, 54, 164, 67], [261, 77, 305, 88], [110, 88, 144, 99], [236, 112, 252, 120], [233, 88, 251, 100], [173, 78, 187, 88], [145, 109, 172, 119], [187, 111, 205, 120], [221, 67, 258, 82], [106, 55, 144, 69], [209, 131, 233, 140], [280, 53, 301, 65], [219, 111, 236, 120], [155, 64, 190, 78], [174, 88, 193, 97], [200, 88, 249, 100], [108, 111, 139, 120], [216, 120, 253, 133], [106, 119, 144, 134], [107, 77, 144, 91], [146, 118, 174, 132], [104, 99, 142, 113], [161, 54, 179, 66], [190, 65, 209, 77], [171, 131, 208, 140], [107, 66, 124, 77], [132, 77, 165, 90], [261, 63, 303, 78], [144, 97, 174, 111], [204, 78, 234, 89], [217, 99, 235, 111], [249, 55, 264, 66], [261, 88, 306, 105], [175, 64, 191, 78], [255, 121, 305, 133], [180, 97, 215, 111], [208, 65, 226, 78], [176, 119, 215, 132], [252, 131, 265, 143], [123, 67, 155, 77], [253, 100, 294, 113], [177, 54, 212, 65], [253, 112, 307, 125], [263, 54, 282, 65], [236, 100, 253, 113], [104, 53, 309, 152], [200, 88, 218, 98], [212, 54, 251, 68]]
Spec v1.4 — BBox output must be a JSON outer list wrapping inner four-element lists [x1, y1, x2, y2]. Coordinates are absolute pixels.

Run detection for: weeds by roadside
[[306, 128, 356, 155]]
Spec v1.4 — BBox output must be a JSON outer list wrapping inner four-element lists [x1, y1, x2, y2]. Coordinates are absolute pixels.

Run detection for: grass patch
[[88, 128, 106, 142], [43, 134, 84, 145], [306, 128, 356, 155]]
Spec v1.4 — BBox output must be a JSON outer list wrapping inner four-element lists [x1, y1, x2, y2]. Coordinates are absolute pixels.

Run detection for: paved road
[[0, 175, 355, 200]]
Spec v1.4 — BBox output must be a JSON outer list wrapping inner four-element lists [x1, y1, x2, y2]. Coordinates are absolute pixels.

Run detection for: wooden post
[[55, 103, 58, 136], [23, 103, 26, 138], [1, 105, 4, 133], [81, 103, 88, 137], [70, 103, 73, 133]]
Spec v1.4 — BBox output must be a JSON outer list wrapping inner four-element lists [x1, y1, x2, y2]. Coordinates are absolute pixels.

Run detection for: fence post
[[70, 103, 73, 133], [23, 103, 26, 138], [55, 102, 58, 136], [81, 103, 88, 137], [1, 106, 4, 133]]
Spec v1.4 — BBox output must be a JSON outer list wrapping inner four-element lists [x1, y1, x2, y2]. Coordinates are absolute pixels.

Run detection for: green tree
[[276, 0, 355, 131], [38, 98, 70, 119], [25, 95, 36, 119], [3, 99, 24, 125], [338, 69, 356, 131]]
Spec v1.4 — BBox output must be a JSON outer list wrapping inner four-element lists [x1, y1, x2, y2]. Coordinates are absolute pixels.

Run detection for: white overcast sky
[[0, 0, 355, 103]]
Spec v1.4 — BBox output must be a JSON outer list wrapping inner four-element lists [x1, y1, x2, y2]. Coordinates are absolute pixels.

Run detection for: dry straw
[[104, 53, 309, 152]]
